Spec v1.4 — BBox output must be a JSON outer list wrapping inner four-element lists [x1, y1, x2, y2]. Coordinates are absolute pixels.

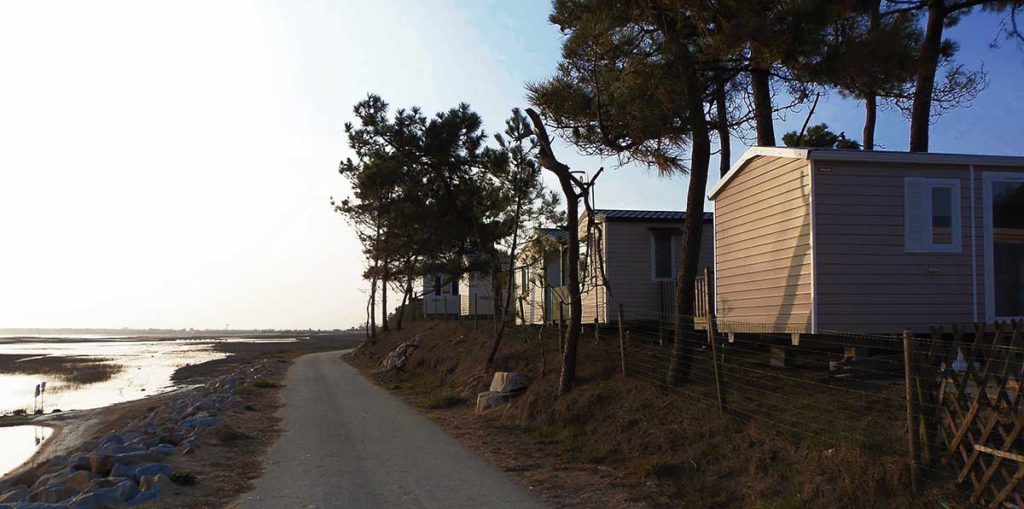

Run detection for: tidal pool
[[0, 425, 52, 477], [0, 337, 296, 415]]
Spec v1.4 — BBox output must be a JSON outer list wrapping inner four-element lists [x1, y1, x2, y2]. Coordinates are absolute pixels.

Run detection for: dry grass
[[0, 354, 123, 386], [352, 320, 969, 509]]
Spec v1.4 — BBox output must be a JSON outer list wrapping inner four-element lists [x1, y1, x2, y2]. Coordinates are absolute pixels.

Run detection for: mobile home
[[579, 209, 714, 324], [422, 274, 460, 316], [515, 228, 568, 324], [708, 147, 1024, 336]]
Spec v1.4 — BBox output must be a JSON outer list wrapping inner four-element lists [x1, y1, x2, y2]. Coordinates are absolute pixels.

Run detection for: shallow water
[[0, 336, 299, 479], [0, 425, 52, 477], [0, 337, 296, 415]]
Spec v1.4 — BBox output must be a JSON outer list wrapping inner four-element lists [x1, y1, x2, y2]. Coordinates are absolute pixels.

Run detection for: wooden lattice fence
[[920, 321, 1024, 508]]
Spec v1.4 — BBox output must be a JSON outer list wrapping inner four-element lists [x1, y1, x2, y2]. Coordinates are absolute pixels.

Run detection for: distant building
[[578, 209, 714, 324], [422, 274, 460, 316]]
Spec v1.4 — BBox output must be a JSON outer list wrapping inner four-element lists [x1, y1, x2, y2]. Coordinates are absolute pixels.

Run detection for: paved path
[[240, 351, 547, 509]]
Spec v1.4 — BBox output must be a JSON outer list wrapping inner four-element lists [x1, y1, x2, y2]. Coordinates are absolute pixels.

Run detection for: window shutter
[[905, 178, 929, 252]]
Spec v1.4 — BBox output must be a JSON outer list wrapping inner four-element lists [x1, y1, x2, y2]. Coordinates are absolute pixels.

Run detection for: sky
[[0, 1, 1021, 330]]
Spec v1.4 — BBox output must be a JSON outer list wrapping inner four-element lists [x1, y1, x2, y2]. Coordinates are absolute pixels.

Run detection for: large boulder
[[27, 484, 79, 504], [475, 392, 508, 414], [132, 464, 171, 480], [488, 372, 530, 394], [65, 471, 96, 491], [0, 486, 28, 503], [31, 469, 71, 490], [137, 474, 173, 494], [89, 454, 114, 476], [109, 464, 133, 480], [379, 335, 422, 371]]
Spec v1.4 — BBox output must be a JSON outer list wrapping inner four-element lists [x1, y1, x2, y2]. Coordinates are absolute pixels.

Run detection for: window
[[433, 276, 442, 296], [451, 277, 459, 296], [905, 177, 961, 253], [651, 230, 675, 280]]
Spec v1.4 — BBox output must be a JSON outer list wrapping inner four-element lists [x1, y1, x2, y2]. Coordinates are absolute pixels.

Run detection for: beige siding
[[814, 162, 974, 333], [713, 156, 813, 333], [460, 272, 495, 316], [514, 257, 545, 324], [591, 219, 714, 323]]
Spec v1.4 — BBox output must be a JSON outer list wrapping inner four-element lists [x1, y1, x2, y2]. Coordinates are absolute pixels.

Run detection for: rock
[[46, 455, 70, 467], [178, 417, 218, 428], [89, 454, 114, 476], [475, 391, 508, 413], [51, 409, 62, 413], [147, 444, 176, 456], [126, 488, 161, 506], [137, 474, 173, 493], [105, 445, 145, 456], [489, 372, 530, 394], [0, 486, 28, 503], [98, 434, 125, 448], [31, 469, 71, 490], [111, 452, 156, 466], [132, 464, 171, 480], [71, 455, 91, 471], [109, 480, 139, 501], [65, 471, 95, 491], [109, 464, 133, 481], [87, 478, 132, 490], [379, 335, 422, 371], [27, 484, 79, 504], [68, 488, 128, 509]]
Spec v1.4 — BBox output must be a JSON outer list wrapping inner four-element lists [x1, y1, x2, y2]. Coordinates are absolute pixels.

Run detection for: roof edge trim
[[708, 147, 808, 199]]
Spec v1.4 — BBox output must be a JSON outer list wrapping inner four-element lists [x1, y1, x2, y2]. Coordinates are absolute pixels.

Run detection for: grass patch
[[421, 388, 466, 409], [625, 457, 681, 480], [529, 425, 582, 452], [403, 375, 444, 395], [251, 378, 279, 388], [170, 472, 198, 486]]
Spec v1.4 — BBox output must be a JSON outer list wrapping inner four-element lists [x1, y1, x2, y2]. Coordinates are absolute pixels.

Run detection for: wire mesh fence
[[602, 302, 1024, 507]]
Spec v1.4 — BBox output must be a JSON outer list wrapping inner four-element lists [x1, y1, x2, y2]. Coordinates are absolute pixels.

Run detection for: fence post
[[903, 328, 920, 492], [558, 302, 566, 353], [594, 317, 600, 344], [705, 266, 725, 416], [658, 314, 664, 347], [474, 294, 479, 329], [618, 304, 626, 379], [443, 294, 448, 321]]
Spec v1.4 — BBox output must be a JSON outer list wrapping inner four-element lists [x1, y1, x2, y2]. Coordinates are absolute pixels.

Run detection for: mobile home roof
[[708, 147, 1024, 200]]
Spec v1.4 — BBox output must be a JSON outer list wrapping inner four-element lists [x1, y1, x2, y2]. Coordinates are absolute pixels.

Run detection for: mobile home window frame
[[650, 229, 677, 281], [904, 177, 962, 254]]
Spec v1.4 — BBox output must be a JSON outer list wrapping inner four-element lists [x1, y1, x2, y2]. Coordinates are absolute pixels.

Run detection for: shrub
[[170, 472, 198, 486]]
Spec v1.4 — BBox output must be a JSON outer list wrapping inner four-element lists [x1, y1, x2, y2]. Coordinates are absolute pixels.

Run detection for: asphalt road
[[240, 350, 547, 509]]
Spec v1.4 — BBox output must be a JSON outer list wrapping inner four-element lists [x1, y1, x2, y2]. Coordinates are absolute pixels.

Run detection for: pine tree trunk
[[487, 199, 524, 366], [910, 0, 945, 153], [380, 272, 389, 332], [716, 79, 731, 177], [750, 61, 776, 147], [558, 189, 582, 396], [368, 275, 378, 340], [396, 278, 411, 331], [667, 49, 712, 388], [863, 92, 877, 151]]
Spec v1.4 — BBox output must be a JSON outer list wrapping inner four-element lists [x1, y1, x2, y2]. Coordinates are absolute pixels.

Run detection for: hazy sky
[[1, 1, 1021, 330]]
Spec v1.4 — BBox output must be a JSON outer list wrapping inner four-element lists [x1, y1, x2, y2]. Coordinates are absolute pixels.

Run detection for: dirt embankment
[[0, 334, 361, 508], [348, 321, 966, 509]]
